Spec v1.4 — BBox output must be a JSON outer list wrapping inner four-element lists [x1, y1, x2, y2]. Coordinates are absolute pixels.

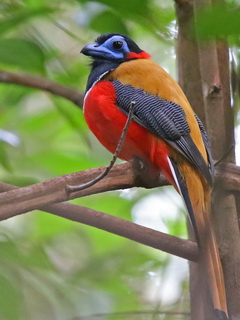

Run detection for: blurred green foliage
[[0, 0, 239, 319], [195, 2, 240, 43]]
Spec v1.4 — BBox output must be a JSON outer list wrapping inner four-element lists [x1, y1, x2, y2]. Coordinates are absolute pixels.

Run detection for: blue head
[[81, 33, 150, 92], [81, 33, 150, 61]]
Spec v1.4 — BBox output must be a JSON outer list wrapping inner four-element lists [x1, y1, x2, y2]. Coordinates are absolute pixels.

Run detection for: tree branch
[[0, 160, 239, 220], [192, 0, 240, 318], [0, 181, 199, 262], [0, 70, 84, 107], [175, 3, 207, 317], [0, 160, 168, 219]]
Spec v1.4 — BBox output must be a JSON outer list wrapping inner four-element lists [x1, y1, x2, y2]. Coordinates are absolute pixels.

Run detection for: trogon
[[80, 33, 228, 319]]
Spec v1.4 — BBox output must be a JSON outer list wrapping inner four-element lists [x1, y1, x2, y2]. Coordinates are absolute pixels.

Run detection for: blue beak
[[81, 42, 103, 57]]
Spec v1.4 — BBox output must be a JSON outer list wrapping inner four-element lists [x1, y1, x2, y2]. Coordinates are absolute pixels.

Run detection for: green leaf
[[0, 7, 54, 35], [31, 212, 77, 240], [80, 0, 149, 18], [89, 9, 129, 35], [78, 0, 174, 38], [0, 141, 12, 172], [0, 274, 21, 320], [196, 4, 240, 41], [0, 38, 45, 72]]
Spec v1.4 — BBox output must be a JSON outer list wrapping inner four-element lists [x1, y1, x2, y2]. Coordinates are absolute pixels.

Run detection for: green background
[[0, 0, 239, 319]]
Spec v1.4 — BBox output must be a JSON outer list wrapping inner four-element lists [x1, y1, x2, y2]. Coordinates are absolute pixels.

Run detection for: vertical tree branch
[[175, 1, 214, 318], [193, 2, 225, 317], [212, 2, 240, 314], [193, 0, 240, 319], [175, 0, 206, 125], [193, 0, 226, 159], [176, 0, 240, 318], [193, 0, 240, 318]]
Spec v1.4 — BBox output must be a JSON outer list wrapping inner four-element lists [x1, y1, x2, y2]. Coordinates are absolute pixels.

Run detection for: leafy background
[[0, 0, 239, 319]]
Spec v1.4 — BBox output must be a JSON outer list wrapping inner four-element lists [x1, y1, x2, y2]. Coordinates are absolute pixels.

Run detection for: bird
[[80, 33, 228, 319]]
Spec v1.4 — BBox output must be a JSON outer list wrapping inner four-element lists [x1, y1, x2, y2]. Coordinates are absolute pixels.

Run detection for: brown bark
[[176, 0, 240, 318], [175, 1, 209, 317], [213, 37, 240, 320], [0, 160, 168, 219], [0, 158, 239, 220], [175, 0, 206, 125], [0, 181, 199, 262], [194, 0, 240, 317]]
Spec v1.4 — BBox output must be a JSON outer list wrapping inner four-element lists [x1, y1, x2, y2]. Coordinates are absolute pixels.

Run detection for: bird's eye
[[112, 41, 123, 50]]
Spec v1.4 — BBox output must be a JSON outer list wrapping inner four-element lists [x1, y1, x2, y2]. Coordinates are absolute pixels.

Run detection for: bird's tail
[[200, 191, 229, 319], [169, 159, 228, 319]]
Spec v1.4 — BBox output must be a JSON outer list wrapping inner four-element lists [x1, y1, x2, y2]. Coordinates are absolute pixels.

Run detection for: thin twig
[[66, 101, 136, 193]]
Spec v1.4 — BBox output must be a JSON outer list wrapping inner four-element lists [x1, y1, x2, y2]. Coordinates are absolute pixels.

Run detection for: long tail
[[169, 158, 229, 319], [201, 192, 228, 319]]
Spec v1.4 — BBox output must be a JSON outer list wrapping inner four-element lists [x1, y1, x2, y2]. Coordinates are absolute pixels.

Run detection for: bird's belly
[[83, 81, 173, 182]]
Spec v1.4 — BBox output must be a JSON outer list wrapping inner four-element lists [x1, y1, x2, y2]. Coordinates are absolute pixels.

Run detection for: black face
[[81, 33, 143, 61]]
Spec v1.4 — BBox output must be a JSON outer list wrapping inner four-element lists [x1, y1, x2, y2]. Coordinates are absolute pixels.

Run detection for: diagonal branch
[[0, 160, 239, 220], [0, 160, 168, 220], [0, 181, 199, 262], [0, 70, 84, 107]]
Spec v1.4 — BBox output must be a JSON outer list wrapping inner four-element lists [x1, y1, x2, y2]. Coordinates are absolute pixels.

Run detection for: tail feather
[[202, 195, 228, 317], [168, 157, 229, 318]]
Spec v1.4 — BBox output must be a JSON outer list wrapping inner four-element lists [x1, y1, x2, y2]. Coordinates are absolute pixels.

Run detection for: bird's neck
[[86, 58, 123, 92]]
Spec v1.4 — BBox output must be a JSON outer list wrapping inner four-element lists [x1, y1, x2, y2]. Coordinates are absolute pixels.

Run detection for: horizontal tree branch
[[0, 160, 239, 220], [0, 69, 84, 107], [0, 159, 168, 220], [0, 181, 199, 262], [214, 162, 240, 191]]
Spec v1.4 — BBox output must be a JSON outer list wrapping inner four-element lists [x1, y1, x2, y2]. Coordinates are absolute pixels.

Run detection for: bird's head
[[81, 33, 151, 61]]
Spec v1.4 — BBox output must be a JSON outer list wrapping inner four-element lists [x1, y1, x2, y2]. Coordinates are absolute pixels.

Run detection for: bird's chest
[[83, 80, 173, 182], [83, 81, 153, 161]]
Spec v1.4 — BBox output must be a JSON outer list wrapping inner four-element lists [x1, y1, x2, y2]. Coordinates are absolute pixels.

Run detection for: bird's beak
[[80, 42, 102, 57]]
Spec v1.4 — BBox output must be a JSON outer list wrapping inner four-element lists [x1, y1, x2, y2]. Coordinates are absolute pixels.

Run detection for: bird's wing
[[112, 80, 213, 186]]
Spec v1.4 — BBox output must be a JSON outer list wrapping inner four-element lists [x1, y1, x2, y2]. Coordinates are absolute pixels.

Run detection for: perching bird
[[81, 33, 228, 319]]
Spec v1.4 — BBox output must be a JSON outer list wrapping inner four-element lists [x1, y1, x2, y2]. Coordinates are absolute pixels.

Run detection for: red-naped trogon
[[81, 33, 228, 319]]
